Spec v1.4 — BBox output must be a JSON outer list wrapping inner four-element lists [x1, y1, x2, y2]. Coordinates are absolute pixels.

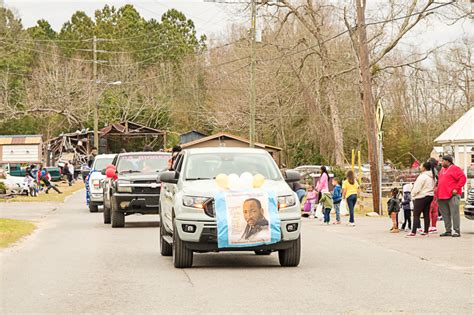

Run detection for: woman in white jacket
[[406, 161, 436, 237]]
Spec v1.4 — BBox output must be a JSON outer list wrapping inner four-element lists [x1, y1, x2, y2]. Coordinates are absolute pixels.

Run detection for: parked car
[[45, 167, 62, 181], [464, 187, 474, 220], [87, 154, 116, 212], [102, 151, 171, 227], [159, 147, 302, 268], [4, 164, 27, 177], [0, 174, 28, 195]]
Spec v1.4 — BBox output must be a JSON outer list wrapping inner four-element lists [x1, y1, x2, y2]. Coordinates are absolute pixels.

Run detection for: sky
[[3, 0, 473, 51]]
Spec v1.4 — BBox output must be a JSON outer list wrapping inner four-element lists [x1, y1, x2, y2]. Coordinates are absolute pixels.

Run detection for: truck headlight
[[117, 180, 132, 193], [278, 195, 296, 209], [183, 196, 211, 209]]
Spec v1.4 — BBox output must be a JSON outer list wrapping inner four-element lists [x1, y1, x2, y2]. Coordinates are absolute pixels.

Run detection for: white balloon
[[228, 173, 241, 191], [240, 172, 253, 189]]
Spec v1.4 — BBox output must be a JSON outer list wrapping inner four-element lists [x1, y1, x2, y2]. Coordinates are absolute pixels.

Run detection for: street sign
[[376, 102, 384, 132]]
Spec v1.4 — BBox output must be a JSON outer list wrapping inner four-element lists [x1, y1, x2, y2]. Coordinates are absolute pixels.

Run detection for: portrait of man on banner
[[215, 190, 281, 248], [240, 198, 270, 242]]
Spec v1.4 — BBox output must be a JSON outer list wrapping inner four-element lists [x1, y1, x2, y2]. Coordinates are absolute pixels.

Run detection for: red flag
[[411, 160, 420, 169]]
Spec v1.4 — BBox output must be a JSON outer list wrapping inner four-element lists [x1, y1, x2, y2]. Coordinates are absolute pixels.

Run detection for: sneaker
[[390, 229, 399, 233], [405, 228, 411, 232], [417, 228, 423, 233], [452, 232, 461, 237], [348, 223, 355, 227], [420, 232, 428, 236], [405, 233, 416, 237], [336, 221, 341, 225], [440, 232, 452, 237], [428, 227, 437, 233], [309, 215, 315, 219]]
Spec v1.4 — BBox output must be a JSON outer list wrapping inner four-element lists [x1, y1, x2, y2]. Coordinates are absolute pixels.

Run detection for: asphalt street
[[1, 189, 473, 314]]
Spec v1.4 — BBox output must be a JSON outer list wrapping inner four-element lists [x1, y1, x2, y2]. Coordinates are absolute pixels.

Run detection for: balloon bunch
[[215, 172, 265, 191], [105, 164, 117, 179]]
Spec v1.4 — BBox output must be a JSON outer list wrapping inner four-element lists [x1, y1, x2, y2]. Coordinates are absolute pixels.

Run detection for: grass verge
[[0, 181, 84, 203], [0, 218, 36, 248]]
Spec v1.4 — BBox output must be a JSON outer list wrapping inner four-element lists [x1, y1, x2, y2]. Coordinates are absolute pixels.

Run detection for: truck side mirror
[[284, 170, 301, 183], [159, 171, 178, 184]]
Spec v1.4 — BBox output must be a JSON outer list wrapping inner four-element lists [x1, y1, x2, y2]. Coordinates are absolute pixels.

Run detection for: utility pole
[[356, 0, 381, 214], [249, 0, 257, 147], [92, 36, 99, 151], [205, 0, 259, 147]]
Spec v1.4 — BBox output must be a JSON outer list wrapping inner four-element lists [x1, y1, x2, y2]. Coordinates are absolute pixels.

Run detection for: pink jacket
[[316, 172, 329, 192]]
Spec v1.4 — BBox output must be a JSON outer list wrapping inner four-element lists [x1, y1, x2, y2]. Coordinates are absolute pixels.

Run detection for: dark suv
[[102, 152, 171, 227]]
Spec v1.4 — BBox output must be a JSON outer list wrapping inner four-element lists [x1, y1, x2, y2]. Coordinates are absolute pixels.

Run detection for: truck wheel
[[103, 204, 111, 224], [172, 221, 193, 268], [89, 203, 99, 213], [111, 199, 125, 228], [278, 236, 301, 267], [160, 218, 172, 256], [255, 250, 272, 255]]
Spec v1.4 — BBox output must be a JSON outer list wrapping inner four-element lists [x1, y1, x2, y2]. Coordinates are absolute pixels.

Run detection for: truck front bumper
[[113, 193, 160, 214]]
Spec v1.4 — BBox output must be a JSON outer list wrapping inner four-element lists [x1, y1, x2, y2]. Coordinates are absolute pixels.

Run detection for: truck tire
[[111, 199, 125, 228], [103, 204, 111, 224], [255, 250, 272, 255], [89, 203, 99, 213], [160, 218, 172, 256], [172, 221, 193, 268], [278, 236, 301, 267]]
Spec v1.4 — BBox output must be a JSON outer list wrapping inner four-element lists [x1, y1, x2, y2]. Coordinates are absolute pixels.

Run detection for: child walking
[[304, 185, 317, 218], [332, 178, 342, 224], [387, 188, 400, 233], [319, 191, 334, 225], [24, 174, 37, 197], [400, 183, 412, 231]]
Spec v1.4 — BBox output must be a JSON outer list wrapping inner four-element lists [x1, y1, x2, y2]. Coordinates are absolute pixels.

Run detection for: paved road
[[1, 189, 473, 314]]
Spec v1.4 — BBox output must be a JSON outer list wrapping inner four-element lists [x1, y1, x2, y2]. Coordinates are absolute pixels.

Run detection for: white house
[[0, 135, 43, 165], [434, 107, 474, 192]]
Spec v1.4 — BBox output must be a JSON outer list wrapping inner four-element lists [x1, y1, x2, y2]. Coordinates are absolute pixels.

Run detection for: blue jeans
[[296, 189, 306, 203], [334, 202, 341, 222], [324, 208, 331, 223], [346, 194, 358, 223]]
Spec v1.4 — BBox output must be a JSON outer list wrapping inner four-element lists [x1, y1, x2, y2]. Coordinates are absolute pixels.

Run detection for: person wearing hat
[[437, 155, 467, 237]]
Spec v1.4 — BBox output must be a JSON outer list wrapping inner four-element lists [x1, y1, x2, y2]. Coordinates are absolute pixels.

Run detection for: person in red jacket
[[437, 155, 467, 237]]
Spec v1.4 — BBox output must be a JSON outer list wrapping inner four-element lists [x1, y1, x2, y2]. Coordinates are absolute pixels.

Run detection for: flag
[[411, 160, 420, 169]]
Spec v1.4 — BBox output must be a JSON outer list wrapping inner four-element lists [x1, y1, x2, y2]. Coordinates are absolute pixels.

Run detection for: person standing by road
[[437, 155, 467, 237], [304, 185, 317, 218], [332, 177, 342, 224], [428, 158, 440, 233], [291, 181, 306, 203], [387, 188, 400, 233], [400, 183, 413, 232], [319, 191, 334, 225], [315, 166, 329, 193], [342, 170, 359, 227], [88, 147, 98, 168], [63, 162, 74, 186], [406, 162, 436, 237]]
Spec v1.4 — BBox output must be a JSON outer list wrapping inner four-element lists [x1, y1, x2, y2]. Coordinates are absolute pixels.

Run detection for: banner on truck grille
[[215, 190, 281, 248]]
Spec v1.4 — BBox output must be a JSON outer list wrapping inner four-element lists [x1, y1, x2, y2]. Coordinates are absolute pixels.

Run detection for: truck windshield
[[185, 153, 282, 181], [93, 157, 114, 171], [117, 154, 169, 174]]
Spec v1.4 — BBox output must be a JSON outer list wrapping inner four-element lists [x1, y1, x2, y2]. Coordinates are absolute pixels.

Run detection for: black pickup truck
[[102, 152, 171, 227]]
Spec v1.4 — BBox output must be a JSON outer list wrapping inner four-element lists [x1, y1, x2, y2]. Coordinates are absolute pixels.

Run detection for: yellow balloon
[[215, 173, 229, 189], [252, 174, 265, 188]]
